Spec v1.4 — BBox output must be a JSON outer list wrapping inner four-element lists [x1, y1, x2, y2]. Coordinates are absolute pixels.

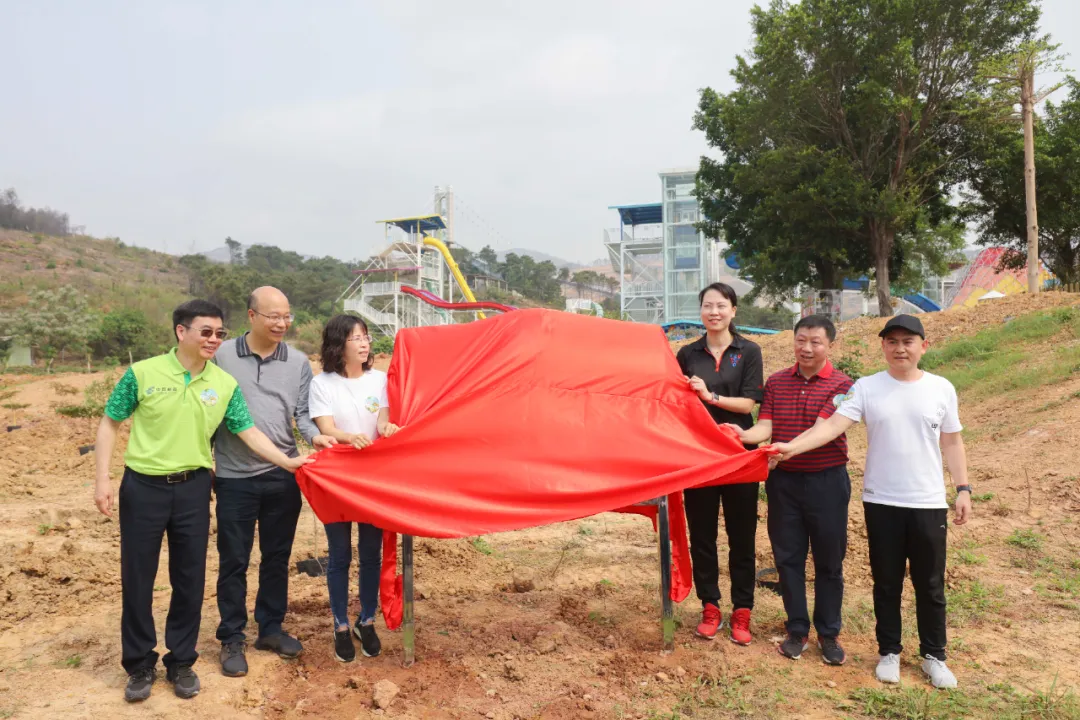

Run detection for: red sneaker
[[695, 604, 722, 640], [729, 608, 752, 646]]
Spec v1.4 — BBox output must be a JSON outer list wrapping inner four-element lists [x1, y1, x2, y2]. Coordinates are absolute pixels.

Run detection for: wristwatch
[[711, 392, 720, 404], [954, 485, 972, 494]]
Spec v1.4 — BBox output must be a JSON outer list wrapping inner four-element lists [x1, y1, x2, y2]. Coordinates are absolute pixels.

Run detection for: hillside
[[0, 229, 191, 328], [1, 292, 1078, 719]]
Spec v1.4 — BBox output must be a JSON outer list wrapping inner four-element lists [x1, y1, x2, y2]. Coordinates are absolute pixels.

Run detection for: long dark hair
[[320, 314, 372, 376], [698, 282, 739, 334]]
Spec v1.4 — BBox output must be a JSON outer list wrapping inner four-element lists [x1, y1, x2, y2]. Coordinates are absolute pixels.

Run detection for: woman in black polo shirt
[[675, 282, 764, 646]]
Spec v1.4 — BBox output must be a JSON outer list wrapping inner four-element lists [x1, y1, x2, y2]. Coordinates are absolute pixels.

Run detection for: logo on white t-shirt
[[364, 396, 381, 414]]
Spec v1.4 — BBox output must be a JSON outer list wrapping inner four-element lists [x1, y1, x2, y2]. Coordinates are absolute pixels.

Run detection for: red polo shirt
[[759, 360, 854, 472]]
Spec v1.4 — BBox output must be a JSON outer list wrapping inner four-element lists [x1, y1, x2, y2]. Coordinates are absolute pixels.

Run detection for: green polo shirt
[[104, 348, 255, 475]]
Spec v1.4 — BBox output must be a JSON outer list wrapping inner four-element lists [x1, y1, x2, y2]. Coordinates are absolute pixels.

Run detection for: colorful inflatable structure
[[946, 247, 1053, 308]]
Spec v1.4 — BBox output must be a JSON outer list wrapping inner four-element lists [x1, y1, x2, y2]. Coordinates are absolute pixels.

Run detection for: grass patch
[[61, 654, 82, 668], [946, 579, 1005, 627], [469, 537, 494, 555], [919, 308, 1080, 401], [851, 686, 974, 719], [1006, 529, 1044, 552], [952, 540, 987, 566]]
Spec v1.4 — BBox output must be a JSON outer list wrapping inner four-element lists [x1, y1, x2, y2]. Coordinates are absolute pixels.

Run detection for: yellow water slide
[[421, 236, 487, 319]]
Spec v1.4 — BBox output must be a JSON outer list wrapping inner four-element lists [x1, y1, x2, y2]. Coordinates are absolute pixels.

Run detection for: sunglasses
[[183, 325, 229, 341]]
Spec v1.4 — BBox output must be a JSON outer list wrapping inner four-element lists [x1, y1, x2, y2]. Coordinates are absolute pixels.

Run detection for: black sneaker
[[778, 633, 808, 660], [354, 622, 382, 658], [254, 632, 303, 659], [166, 665, 200, 699], [124, 668, 155, 702], [220, 641, 248, 677], [334, 629, 355, 663], [819, 636, 846, 666]]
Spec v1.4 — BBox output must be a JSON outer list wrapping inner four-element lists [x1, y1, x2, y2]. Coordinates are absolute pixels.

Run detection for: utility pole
[[1022, 65, 1040, 294]]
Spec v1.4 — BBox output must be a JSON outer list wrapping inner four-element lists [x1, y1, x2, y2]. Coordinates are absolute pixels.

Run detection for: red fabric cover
[[296, 309, 769, 630]]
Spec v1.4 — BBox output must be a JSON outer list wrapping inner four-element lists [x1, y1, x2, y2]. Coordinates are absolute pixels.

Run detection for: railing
[[360, 281, 401, 296], [343, 297, 397, 327]]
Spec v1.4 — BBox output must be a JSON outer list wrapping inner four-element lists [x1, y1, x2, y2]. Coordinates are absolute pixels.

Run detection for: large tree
[[695, 0, 1037, 314], [962, 77, 1080, 284]]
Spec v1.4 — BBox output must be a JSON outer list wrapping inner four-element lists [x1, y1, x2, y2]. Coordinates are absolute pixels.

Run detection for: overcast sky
[[4, 1, 1078, 265]]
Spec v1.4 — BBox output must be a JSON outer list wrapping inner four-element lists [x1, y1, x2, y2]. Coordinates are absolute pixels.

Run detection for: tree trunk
[[870, 223, 895, 317], [1022, 67, 1040, 294]]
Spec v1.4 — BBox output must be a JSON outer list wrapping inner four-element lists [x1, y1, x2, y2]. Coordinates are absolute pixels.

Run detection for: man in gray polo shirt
[[213, 286, 334, 677]]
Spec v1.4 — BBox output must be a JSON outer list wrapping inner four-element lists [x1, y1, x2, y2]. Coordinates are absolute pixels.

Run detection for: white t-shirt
[[836, 370, 962, 509], [308, 369, 389, 440]]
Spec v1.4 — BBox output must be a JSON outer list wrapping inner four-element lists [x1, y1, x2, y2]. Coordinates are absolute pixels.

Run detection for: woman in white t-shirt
[[308, 314, 400, 664]]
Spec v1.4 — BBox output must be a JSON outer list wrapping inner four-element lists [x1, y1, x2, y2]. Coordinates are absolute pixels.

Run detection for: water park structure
[[339, 213, 514, 338]]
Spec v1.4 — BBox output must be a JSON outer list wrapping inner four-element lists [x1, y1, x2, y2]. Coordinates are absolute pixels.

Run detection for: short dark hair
[[794, 314, 837, 342], [247, 291, 258, 312], [320, 314, 372, 375], [172, 299, 225, 341]]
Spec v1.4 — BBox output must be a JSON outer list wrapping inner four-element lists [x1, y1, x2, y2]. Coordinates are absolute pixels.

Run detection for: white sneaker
[[875, 653, 901, 683], [921, 655, 957, 689]]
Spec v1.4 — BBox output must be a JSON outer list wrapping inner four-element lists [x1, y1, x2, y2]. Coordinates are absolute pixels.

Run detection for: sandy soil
[[2, 293, 1079, 719]]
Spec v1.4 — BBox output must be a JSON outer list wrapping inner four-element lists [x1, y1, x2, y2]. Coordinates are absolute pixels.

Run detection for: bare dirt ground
[[2, 294, 1079, 719]]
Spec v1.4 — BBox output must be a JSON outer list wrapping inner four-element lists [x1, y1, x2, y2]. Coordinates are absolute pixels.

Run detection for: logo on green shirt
[[200, 388, 219, 406]]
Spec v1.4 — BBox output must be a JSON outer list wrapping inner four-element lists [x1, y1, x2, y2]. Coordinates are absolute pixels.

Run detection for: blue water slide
[[902, 293, 942, 313]]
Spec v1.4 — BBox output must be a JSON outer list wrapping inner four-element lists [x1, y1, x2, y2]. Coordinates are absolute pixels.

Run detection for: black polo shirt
[[675, 333, 764, 431]]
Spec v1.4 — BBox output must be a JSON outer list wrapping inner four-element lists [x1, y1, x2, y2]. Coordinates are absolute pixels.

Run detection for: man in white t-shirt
[[769, 314, 972, 690]]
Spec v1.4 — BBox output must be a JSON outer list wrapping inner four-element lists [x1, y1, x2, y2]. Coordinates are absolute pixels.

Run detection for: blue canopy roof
[[609, 203, 663, 226], [377, 214, 447, 235]]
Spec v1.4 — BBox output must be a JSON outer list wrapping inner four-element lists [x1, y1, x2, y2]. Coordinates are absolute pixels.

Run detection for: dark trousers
[[215, 468, 303, 644], [766, 466, 850, 638], [864, 502, 948, 660], [683, 481, 759, 610], [325, 522, 383, 628], [119, 467, 212, 675]]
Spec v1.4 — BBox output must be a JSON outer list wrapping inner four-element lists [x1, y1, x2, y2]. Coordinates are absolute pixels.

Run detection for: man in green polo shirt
[[94, 299, 313, 703]]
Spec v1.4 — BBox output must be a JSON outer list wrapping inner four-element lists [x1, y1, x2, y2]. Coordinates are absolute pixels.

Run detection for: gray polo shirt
[[213, 334, 321, 478]]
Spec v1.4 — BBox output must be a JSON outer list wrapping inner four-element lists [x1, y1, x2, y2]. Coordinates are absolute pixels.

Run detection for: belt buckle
[[166, 471, 188, 484]]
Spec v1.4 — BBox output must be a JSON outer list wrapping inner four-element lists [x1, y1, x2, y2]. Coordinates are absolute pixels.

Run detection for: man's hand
[[94, 478, 113, 517], [954, 491, 972, 526], [767, 441, 796, 462], [688, 376, 711, 403], [311, 434, 337, 450], [381, 423, 402, 438], [349, 433, 373, 450], [282, 455, 316, 472], [768, 455, 780, 470]]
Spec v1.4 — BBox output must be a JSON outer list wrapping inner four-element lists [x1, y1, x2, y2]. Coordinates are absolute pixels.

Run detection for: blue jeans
[[324, 522, 382, 629]]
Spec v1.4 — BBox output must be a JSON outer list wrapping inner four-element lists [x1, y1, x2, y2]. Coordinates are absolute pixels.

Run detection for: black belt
[[130, 468, 207, 484]]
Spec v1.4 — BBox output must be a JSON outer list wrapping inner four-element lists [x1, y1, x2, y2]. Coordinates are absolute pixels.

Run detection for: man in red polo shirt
[[726, 315, 853, 666]]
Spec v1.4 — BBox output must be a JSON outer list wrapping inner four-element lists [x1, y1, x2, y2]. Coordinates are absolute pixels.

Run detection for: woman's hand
[[380, 422, 402, 438], [348, 433, 373, 449], [688, 376, 712, 403]]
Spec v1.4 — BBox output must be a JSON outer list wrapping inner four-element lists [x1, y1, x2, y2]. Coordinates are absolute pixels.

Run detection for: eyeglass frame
[[181, 325, 229, 341], [346, 334, 373, 343], [252, 310, 294, 324]]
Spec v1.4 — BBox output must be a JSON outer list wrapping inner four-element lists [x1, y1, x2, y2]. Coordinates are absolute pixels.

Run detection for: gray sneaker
[[875, 653, 901, 683], [921, 655, 957, 689], [124, 668, 155, 702]]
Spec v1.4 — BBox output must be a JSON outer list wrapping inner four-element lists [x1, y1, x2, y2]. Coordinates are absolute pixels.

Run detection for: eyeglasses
[[253, 311, 294, 324], [183, 325, 229, 340], [346, 334, 373, 343]]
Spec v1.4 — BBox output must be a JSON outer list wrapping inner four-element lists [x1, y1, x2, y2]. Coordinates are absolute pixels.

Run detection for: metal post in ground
[[402, 534, 415, 667], [657, 495, 675, 653]]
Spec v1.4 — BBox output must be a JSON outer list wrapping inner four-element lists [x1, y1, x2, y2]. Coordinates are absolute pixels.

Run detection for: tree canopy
[[694, 0, 1038, 314], [962, 77, 1080, 284]]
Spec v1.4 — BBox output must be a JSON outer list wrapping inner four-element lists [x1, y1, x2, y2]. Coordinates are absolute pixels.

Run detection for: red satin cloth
[[296, 309, 769, 629]]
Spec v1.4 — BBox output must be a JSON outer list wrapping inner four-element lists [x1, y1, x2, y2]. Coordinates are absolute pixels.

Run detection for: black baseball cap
[[878, 314, 925, 339]]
